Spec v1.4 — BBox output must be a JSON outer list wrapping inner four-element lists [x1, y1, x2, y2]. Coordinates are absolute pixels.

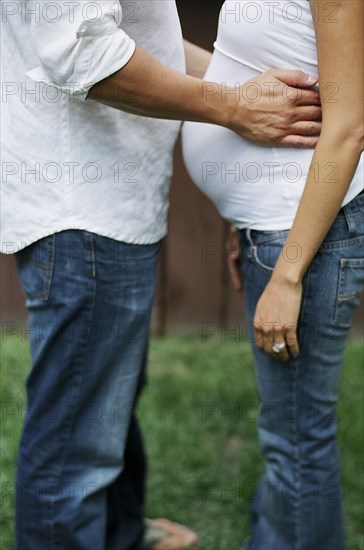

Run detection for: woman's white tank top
[[182, 0, 363, 230]]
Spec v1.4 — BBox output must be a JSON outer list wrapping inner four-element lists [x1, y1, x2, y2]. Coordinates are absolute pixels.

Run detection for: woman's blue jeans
[[240, 192, 364, 550], [15, 231, 161, 550]]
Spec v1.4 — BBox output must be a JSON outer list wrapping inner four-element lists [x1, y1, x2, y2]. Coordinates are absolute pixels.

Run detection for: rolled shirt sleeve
[[26, 0, 136, 100]]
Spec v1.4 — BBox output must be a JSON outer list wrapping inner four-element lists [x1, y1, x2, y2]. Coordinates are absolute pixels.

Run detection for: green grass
[[0, 334, 363, 549]]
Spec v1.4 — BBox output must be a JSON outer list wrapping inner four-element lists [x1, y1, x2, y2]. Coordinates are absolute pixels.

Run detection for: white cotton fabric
[[1, 0, 185, 253], [182, 0, 363, 230]]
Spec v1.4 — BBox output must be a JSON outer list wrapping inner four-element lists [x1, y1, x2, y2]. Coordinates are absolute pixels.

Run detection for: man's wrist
[[222, 88, 246, 134], [201, 82, 240, 130]]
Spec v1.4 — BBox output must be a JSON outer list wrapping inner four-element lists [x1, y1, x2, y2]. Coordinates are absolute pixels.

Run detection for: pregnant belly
[[181, 49, 314, 229], [182, 119, 313, 229]]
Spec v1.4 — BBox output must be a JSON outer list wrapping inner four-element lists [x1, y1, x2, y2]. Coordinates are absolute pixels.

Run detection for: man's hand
[[225, 226, 243, 293], [253, 276, 302, 361], [229, 69, 321, 148]]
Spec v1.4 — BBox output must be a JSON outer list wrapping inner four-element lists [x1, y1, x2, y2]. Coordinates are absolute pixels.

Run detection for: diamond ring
[[272, 342, 286, 354]]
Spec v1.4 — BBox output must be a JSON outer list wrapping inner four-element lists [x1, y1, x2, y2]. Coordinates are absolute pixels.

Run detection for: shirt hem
[[1, 224, 167, 254]]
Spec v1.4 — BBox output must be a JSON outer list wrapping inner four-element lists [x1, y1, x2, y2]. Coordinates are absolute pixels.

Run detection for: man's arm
[[88, 44, 321, 148], [27, 0, 321, 148]]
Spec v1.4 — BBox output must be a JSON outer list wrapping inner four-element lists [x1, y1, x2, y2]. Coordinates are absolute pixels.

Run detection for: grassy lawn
[[0, 333, 363, 549]]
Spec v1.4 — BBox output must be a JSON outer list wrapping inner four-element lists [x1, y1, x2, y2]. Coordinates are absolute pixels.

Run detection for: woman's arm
[[254, 0, 364, 360], [183, 40, 212, 78]]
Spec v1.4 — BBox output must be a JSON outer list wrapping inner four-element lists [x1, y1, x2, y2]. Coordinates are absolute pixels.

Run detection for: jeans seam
[[50, 235, 97, 550], [334, 258, 364, 323], [292, 372, 300, 550], [319, 235, 364, 250], [296, 256, 315, 334], [90, 233, 96, 278], [45, 235, 56, 300], [293, 266, 313, 550], [276, 261, 312, 550]]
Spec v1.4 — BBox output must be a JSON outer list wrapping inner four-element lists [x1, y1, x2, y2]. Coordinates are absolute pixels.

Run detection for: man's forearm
[[88, 45, 231, 129]]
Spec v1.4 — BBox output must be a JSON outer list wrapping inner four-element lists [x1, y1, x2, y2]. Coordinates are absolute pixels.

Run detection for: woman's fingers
[[226, 226, 243, 292], [243, 244, 301, 363], [227, 251, 243, 292], [255, 322, 298, 362], [254, 324, 265, 350], [254, 323, 289, 361], [253, 279, 302, 362], [285, 322, 300, 358], [272, 326, 290, 361]]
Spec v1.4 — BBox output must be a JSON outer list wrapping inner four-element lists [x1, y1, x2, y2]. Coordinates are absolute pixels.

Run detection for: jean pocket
[[16, 235, 55, 301], [335, 258, 364, 324]]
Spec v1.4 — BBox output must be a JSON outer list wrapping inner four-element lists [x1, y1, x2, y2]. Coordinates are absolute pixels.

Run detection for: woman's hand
[[226, 226, 243, 292], [254, 276, 302, 361]]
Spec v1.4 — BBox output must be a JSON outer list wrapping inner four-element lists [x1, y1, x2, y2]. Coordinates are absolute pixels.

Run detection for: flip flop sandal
[[137, 518, 199, 550]]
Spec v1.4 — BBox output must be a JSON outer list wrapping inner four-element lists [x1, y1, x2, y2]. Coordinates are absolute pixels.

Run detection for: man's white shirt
[[1, 0, 185, 253]]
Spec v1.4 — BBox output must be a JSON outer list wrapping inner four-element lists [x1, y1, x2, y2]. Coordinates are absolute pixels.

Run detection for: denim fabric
[[107, 350, 149, 550], [15, 231, 160, 550], [240, 192, 364, 550]]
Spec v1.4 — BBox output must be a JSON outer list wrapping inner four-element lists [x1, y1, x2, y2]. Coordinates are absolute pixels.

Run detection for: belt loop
[[246, 228, 254, 246], [343, 202, 357, 235]]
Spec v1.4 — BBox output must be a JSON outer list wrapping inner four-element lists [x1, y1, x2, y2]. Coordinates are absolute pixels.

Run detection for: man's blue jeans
[[15, 230, 161, 550], [240, 192, 364, 550]]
